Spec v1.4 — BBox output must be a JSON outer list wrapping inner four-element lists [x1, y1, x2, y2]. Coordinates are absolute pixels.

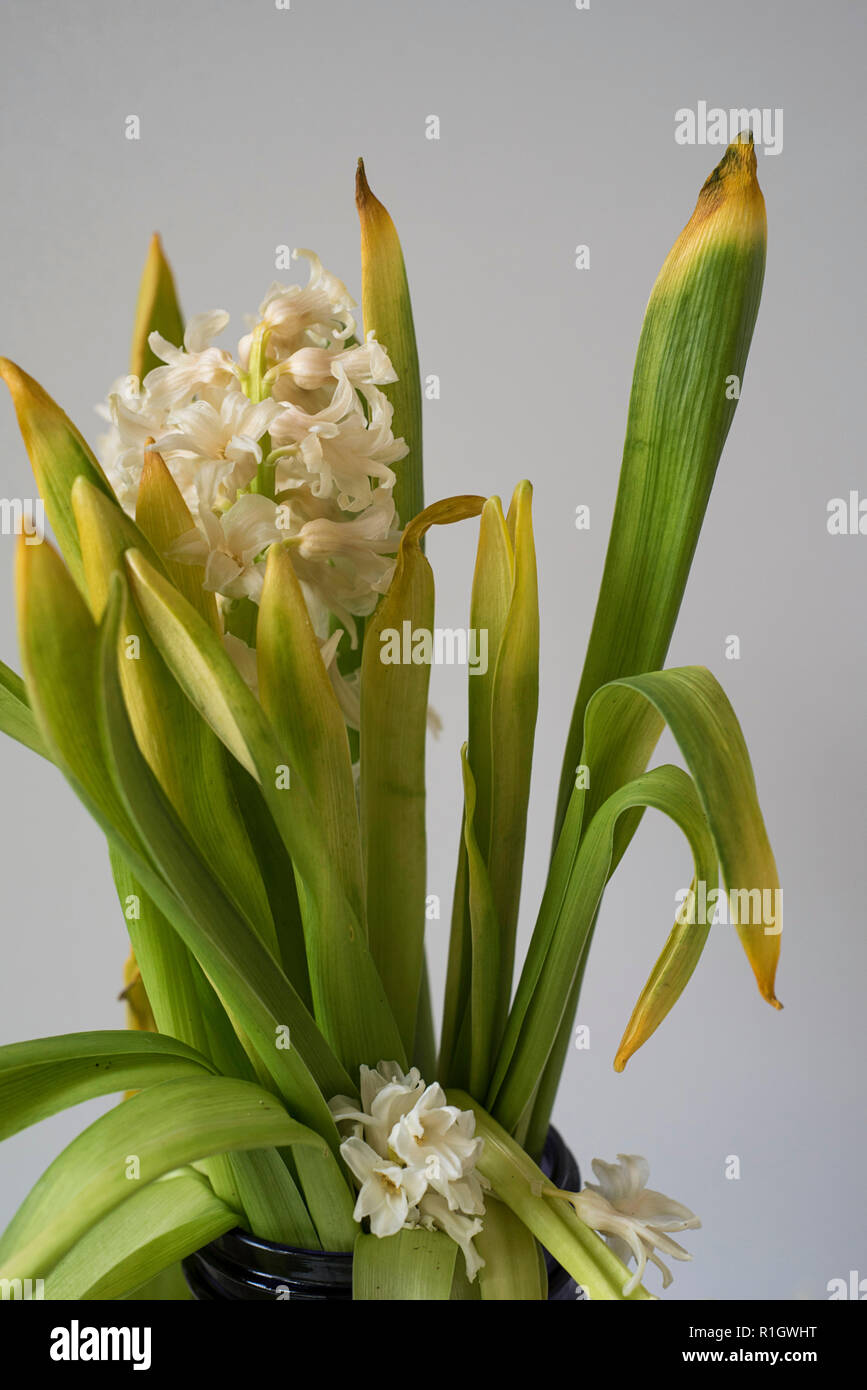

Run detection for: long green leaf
[[73, 475, 278, 959], [45, 1168, 235, 1301], [486, 481, 539, 1037], [124, 548, 405, 1074], [257, 542, 365, 929], [16, 541, 349, 1134], [95, 575, 353, 1128], [356, 159, 423, 528], [0, 1075, 328, 1278], [555, 134, 767, 839], [0, 1031, 215, 1142], [460, 748, 500, 1098], [360, 496, 485, 1051]]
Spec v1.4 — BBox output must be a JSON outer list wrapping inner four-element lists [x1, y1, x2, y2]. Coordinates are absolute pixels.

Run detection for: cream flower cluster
[[329, 1062, 489, 1281], [564, 1153, 701, 1296], [96, 251, 406, 694]]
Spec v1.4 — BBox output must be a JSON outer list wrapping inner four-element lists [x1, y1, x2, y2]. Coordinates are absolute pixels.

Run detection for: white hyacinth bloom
[[154, 393, 283, 501], [170, 480, 283, 602], [568, 1154, 701, 1296], [330, 1061, 425, 1156], [146, 311, 239, 410], [389, 1083, 483, 1183], [276, 487, 401, 645], [96, 249, 407, 706], [330, 1062, 487, 1281], [340, 1137, 428, 1239]]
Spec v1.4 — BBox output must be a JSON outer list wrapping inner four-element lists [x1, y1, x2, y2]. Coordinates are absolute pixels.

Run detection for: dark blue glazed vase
[[183, 1125, 580, 1301]]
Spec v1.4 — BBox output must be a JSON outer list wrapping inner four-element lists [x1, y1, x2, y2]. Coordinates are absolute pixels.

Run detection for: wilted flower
[[561, 1154, 701, 1296]]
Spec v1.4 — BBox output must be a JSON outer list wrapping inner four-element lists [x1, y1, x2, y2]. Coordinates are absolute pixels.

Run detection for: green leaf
[[353, 1228, 458, 1301], [225, 1147, 319, 1249], [293, 1145, 357, 1252], [108, 848, 254, 1083], [257, 542, 365, 929], [580, 667, 782, 1009], [95, 575, 353, 1130], [120, 1261, 192, 1300], [442, 485, 539, 1083], [555, 135, 767, 839], [124, 548, 405, 1074], [489, 765, 717, 1132], [0, 359, 116, 596], [475, 1199, 546, 1301], [486, 482, 539, 1038], [516, 664, 782, 1144], [0, 657, 50, 759], [356, 159, 423, 528], [73, 474, 279, 961], [130, 233, 185, 380], [451, 1091, 650, 1301], [0, 1075, 329, 1279], [16, 541, 301, 1225], [16, 537, 139, 844], [360, 496, 485, 1051], [466, 497, 513, 878], [45, 1168, 235, 1301], [0, 1031, 215, 1142], [460, 747, 500, 1098]]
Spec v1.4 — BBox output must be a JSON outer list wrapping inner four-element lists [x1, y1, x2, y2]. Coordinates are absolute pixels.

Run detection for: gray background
[[1, 0, 864, 1300]]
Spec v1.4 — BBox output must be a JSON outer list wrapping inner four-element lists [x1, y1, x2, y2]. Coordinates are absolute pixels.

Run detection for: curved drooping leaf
[[489, 765, 717, 1131], [579, 667, 782, 1008], [0, 1075, 330, 1279], [529, 663, 783, 1147], [45, 1168, 234, 1301], [0, 1031, 215, 1142]]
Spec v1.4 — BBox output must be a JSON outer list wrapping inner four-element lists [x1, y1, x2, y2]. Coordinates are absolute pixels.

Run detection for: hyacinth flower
[[0, 133, 780, 1300]]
